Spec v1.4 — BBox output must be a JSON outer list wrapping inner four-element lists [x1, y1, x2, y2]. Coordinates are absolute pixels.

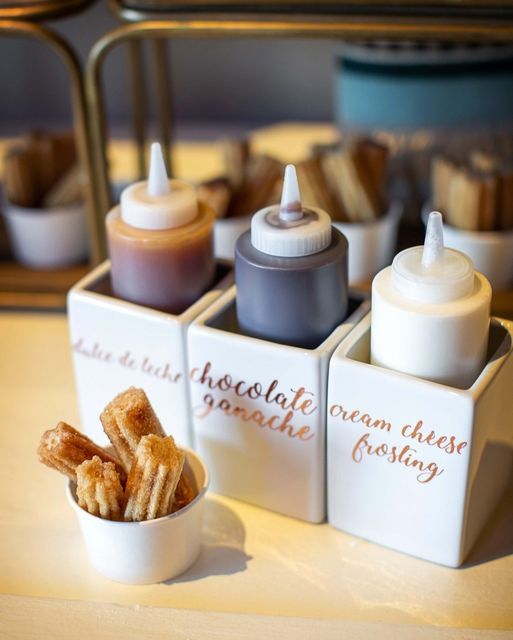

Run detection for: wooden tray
[[0, 259, 89, 310]]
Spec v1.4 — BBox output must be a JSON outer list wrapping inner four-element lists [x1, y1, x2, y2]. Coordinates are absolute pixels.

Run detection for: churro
[[172, 470, 197, 513], [431, 155, 455, 215], [499, 169, 513, 230], [227, 154, 283, 217], [76, 456, 124, 521], [100, 387, 165, 472], [295, 157, 343, 221], [343, 145, 383, 221], [124, 434, 185, 522], [37, 422, 126, 485], [220, 138, 250, 191], [197, 177, 232, 219]]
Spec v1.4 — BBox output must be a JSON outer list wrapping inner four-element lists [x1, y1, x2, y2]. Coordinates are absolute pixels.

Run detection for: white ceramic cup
[[422, 204, 513, 292], [214, 215, 251, 261], [2, 201, 88, 268], [67, 448, 209, 584], [333, 201, 402, 285]]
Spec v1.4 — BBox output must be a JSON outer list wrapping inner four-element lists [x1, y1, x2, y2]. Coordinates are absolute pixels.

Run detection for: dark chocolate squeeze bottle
[[235, 164, 349, 348]]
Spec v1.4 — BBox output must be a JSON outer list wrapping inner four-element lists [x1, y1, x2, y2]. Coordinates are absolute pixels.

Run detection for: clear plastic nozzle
[[422, 211, 444, 270], [391, 210, 474, 303], [120, 141, 198, 230], [147, 142, 170, 197], [279, 164, 303, 222]]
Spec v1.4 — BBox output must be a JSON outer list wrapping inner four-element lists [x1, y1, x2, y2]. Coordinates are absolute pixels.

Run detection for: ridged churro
[[37, 422, 126, 485], [124, 434, 185, 522], [100, 387, 165, 472], [76, 456, 124, 521], [227, 154, 283, 217], [197, 177, 232, 219], [172, 470, 197, 513]]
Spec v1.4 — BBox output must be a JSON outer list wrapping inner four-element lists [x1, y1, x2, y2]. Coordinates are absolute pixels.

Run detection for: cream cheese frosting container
[[327, 313, 513, 566]]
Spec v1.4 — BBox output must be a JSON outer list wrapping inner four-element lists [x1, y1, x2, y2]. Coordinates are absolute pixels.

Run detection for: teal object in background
[[336, 44, 513, 131]]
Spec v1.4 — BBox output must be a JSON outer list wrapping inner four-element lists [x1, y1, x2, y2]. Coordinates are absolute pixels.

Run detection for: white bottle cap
[[392, 211, 475, 303], [250, 164, 332, 257], [120, 142, 198, 230]]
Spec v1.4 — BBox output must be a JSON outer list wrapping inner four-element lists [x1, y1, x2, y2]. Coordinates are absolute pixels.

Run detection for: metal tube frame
[[151, 38, 173, 176], [87, 16, 513, 258], [127, 39, 148, 179]]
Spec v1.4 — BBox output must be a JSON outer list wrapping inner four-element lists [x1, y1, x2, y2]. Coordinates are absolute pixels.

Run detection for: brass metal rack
[[0, 0, 101, 308], [87, 2, 513, 260], [0, 0, 100, 262]]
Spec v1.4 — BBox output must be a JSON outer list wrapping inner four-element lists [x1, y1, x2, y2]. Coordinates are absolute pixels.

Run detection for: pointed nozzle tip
[[280, 163, 302, 219], [428, 210, 443, 225], [148, 142, 170, 197], [422, 210, 445, 269]]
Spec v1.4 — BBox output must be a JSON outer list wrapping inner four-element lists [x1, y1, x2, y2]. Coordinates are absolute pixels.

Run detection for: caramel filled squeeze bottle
[[106, 143, 215, 314], [235, 164, 349, 349]]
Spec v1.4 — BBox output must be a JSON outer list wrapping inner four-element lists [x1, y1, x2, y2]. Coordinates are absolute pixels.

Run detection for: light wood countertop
[[0, 310, 512, 638]]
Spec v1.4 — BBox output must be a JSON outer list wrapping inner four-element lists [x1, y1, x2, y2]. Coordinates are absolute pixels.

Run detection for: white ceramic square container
[[187, 285, 370, 523], [327, 312, 513, 567], [68, 260, 233, 447]]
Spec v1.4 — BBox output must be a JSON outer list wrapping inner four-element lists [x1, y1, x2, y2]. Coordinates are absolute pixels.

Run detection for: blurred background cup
[[442, 225, 513, 292], [3, 201, 88, 268], [333, 200, 402, 286], [213, 214, 251, 261], [2, 131, 88, 269]]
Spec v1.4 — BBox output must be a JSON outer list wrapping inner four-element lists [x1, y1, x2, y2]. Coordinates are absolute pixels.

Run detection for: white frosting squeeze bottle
[[371, 211, 492, 388], [106, 142, 215, 313]]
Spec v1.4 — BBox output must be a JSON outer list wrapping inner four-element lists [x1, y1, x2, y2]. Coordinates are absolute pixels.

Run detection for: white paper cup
[[67, 448, 209, 584], [2, 201, 88, 268], [443, 225, 513, 291], [214, 215, 251, 261], [333, 201, 402, 285], [422, 204, 513, 291]]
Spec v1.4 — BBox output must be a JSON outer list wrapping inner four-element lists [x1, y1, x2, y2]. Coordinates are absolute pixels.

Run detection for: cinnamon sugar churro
[[432, 152, 513, 232], [197, 177, 232, 219], [100, 387, 165, 472], [76, 456, 124, 521], [227, 154, 283, 217], [123, 434, 185, 522], [38, 390, 199, 523], [38, 422, 126, 485], [320, 138, 389, 222], [172, 470, 197, 514]]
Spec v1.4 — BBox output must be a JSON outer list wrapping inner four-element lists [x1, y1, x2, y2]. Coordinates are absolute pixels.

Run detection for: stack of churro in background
[[38, 387, 196, 522], [197, 139, 283, 219], [432, 153, 513, 232], [197, 136, 390, 224], [312, 137, 390, 222], [3, 131, 81, 209]]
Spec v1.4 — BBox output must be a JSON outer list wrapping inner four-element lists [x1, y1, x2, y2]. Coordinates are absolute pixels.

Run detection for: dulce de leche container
[[106, 143, 215, 313], [235, 164, 349, 348]]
